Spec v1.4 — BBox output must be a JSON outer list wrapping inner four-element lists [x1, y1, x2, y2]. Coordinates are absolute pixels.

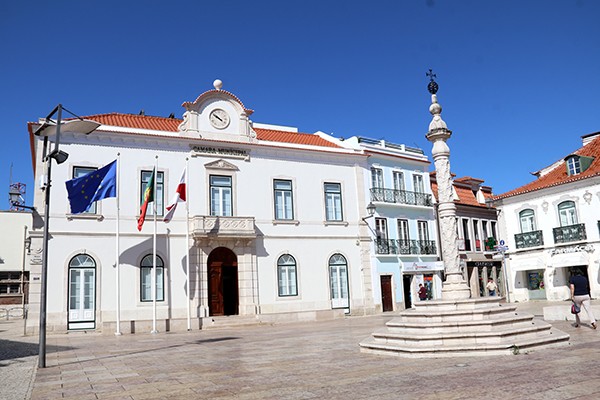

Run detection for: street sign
[[499, 240, 505, 246], [496, 245, 509, 253]]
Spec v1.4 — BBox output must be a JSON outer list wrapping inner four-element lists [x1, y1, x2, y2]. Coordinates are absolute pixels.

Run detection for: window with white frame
[[274, 179, 293, 220], [210, 175, 232, 216], [371, 168, 384, 188], [324, 182, 343, 221], [567, 156, 581, 175], [393, 171, 405, 191], [397, 219, 409, 242], [558, 201, 577, 226], [140, 254, 164, 302], [74, 166, 97, 213], [418, 220, 429, 241], [519, 209, 536, 233], [141, 170, 164, 216], [473, 220, 481, 250], [277, 254, 297, 296], [376, 218, 388, 240], [413, 174, 424, 193]]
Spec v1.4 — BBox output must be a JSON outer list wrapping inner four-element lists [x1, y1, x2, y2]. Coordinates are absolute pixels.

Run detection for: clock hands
[[213, 114, 223, 122]]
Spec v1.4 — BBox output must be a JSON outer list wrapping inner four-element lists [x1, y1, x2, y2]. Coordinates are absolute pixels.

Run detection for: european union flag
[[65, 160, 117, 214]]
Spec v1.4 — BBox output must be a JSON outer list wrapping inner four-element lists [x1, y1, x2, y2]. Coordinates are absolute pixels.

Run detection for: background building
[[431, 175, 501, 298], [0, 211, 32, 310], [324, 135, 440, 310], [494, 132, 600, 302]]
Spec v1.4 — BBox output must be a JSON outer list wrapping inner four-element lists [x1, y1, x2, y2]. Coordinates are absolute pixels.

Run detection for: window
[[473, 220, 481, 251], [140, 254, 164, 302], [141, 170, 164, 216], [68, 254, 96, 329], [418, 220, 429, 241], [74, 166, 97, 213], [491, 221, 497, 240], [210, 175, 232, 216], [371, 168, 383, 188], [482, 221, 489, 240], [0, 272, 23, 294], [397, 219, 409, 242], [329, 254, 349, 309], [375, 218, 388, 240], [393, 171, 405, 191], [324, 183, 343, 221], [277, 254, 297, 296], [274, 180, 293, 220], [566, 156, 581, 175], [558, 201, 577, 226], [519, 209, 536, 233], [413, 174, 424, 193]]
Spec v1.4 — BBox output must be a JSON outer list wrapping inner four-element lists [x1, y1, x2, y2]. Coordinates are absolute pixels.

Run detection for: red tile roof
[[76, 113, 340, 148], [430, 172, 493, 208], [496, 134, 600, 200]]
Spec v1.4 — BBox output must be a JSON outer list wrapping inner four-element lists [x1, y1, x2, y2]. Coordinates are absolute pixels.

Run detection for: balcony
[[191, 216, 257, 239], [375, 238, 437, 255], [553, 223, 587, 244], [515, 230, 544, 249], [370, 188, 433, 207]]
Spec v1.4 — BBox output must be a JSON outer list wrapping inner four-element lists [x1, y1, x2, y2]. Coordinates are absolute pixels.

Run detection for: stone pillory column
[[425, 70, 471, 300]]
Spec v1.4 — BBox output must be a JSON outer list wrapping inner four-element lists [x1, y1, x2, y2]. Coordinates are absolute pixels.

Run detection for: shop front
[[463, 257, 504, 298], [401, 261, 444, 306]]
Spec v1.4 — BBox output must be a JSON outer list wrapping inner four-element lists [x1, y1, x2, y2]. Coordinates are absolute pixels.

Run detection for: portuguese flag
[[137, 168, 155, 231]]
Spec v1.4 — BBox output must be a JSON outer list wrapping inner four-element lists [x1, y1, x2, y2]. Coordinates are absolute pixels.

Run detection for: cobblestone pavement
[[2, 302, 600, 400]]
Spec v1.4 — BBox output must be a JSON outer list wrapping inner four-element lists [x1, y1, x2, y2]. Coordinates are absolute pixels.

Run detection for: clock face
[[209, 109, 230, 129]]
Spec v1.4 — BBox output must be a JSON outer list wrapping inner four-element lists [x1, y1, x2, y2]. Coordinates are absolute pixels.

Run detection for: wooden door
[[380, 275, 393, 312], [208, 263, 223, 316]]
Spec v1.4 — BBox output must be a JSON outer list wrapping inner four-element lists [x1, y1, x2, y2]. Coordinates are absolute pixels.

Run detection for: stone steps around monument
[[359, 297, 570, 358], [387, 312, 532, 333], [359, 327, 570, 358], [372, 318, 560, 346]]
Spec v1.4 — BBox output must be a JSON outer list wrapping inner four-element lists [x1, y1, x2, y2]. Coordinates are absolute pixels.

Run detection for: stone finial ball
[[213, 79, 223, 90], [429, 102, 442, 115]]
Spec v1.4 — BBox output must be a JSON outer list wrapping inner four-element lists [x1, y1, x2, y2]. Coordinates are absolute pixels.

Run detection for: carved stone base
[[441, 273, 471, 300]]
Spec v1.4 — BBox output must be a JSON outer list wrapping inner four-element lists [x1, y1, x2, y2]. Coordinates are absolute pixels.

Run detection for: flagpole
[[185, 158, 191, 331], [151, 156, 158, 334], [115, 154, 122, 336]]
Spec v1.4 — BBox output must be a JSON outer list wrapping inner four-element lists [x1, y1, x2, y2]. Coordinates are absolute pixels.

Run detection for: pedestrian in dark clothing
[[418, 284, 427, 301], [570, 269, 596, 329]]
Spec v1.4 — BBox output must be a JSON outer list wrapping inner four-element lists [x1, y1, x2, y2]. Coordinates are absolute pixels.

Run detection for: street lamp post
[[33, 104, 99, 368]]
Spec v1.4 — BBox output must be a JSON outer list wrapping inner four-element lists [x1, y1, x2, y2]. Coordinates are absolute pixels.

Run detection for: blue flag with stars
[[65, 160, 117, 214]]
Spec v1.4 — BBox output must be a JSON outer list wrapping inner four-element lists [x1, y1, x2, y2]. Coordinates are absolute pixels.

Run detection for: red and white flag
[[163, 168, 186, 223]]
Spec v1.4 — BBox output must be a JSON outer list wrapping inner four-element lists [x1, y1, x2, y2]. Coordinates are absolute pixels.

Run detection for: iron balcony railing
[[553, 223, 587, 244], [370, 188, 433, 207], [515, 230, 544, 249], [375, 238, 437, 255]]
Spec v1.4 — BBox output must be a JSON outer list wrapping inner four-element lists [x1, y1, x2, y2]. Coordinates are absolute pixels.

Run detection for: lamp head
[[48, 149, 69, 164], [366, 202, 376, 216]]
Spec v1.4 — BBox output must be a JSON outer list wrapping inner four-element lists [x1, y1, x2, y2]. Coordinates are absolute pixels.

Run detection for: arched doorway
[[207, 247, 238, 316]]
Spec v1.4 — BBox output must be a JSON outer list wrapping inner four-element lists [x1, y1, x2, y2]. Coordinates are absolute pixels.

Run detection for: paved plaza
[[1, 301, 600, 400]]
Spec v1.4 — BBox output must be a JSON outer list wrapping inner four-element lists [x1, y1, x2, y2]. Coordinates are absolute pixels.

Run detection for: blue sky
[[2, 0, 599, 208]]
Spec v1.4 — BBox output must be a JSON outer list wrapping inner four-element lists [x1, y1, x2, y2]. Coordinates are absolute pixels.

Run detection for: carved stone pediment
[[204, 159, 239, 171]]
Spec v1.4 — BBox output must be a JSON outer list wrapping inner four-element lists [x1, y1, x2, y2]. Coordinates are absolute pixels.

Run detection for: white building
[[26, 81, 381, 334], [322, 135, 441, 310], [494, 131, 600, 302], [0, 210, 32, 308]]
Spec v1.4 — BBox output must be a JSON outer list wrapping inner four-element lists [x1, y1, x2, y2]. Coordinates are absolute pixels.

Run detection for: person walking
[[418, 284, 427, 301], [486, 278, 497, 296], [570, 269, 596, 329]]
